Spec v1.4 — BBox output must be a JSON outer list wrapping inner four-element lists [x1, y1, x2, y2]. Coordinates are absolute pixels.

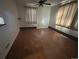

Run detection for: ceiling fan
[[33, 0, 51, 7]]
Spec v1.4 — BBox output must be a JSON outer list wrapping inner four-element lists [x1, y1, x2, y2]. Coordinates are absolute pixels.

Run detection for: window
[[0, 17, 5, 26], [56, 2, 77, 30], [25, 7, 37, 24]]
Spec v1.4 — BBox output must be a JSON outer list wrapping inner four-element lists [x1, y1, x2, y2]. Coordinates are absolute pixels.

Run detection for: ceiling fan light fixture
[[33, 0, 51, 7]]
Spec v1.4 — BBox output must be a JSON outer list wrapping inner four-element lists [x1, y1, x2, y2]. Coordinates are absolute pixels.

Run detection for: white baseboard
[[2, 29, 20, 59]]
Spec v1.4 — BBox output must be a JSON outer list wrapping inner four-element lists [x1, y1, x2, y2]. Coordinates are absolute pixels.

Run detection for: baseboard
[[48, 26, 78, 41], [20, 27, 36, 29], [4, 29, 20, 59]]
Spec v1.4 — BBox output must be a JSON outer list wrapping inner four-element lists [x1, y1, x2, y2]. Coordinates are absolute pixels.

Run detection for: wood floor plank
[[6, 28, 78, 59]]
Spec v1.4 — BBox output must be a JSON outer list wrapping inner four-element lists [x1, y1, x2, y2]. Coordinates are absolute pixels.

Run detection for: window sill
[[0, 24, 6, 27], [56, 24, 78, 31]]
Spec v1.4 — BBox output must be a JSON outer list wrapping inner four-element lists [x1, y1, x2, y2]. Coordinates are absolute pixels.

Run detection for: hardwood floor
[[6, 28, 78, 59]]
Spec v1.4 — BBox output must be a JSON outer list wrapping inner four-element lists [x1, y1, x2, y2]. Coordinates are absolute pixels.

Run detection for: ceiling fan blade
[[39, 0, 47, 3], [43, 0, 47, 2], [44, 3, 51, 5]]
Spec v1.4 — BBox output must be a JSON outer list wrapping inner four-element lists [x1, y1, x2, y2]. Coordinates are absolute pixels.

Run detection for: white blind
[[56, 2, 77, 27], [25, 8, 37, 24]]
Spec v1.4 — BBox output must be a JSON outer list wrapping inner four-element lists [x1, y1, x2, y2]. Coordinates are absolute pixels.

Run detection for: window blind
[[56, 2, 77, 28]]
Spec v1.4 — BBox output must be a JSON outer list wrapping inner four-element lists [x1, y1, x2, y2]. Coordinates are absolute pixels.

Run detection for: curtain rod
[[24, 6, 38, 9]]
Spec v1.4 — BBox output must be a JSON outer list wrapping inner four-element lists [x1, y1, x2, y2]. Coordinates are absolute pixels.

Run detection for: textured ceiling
[[16, 0, 64, 7]]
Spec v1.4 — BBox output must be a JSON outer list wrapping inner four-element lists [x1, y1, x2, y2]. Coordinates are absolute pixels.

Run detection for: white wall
[[17, 5, 26, 27], [49, 5, 59, 27], [0, 0, 19, 59], [37, 7, 51, 28]]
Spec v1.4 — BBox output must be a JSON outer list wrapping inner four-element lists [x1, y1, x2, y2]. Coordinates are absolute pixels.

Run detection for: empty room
[[0, 0, 78, 59]]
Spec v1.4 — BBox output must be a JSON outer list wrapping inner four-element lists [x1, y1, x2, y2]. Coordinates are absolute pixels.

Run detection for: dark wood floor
[[6, 28, 78, 59]]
